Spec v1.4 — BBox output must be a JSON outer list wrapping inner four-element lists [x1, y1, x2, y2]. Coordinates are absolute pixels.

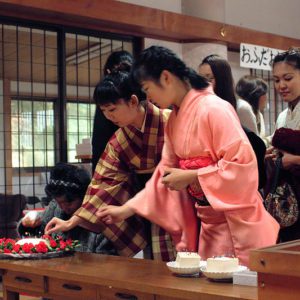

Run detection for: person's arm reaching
[[44, 215, 83, 235], [96, 204, 134, 224], [97, 167, 199, 224]]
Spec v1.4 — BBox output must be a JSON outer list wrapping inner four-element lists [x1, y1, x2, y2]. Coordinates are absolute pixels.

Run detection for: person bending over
[[19, 163, 117, 254]]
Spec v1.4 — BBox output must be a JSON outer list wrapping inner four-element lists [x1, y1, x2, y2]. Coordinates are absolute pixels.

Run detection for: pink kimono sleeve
[[194, 103, 278, 265], [126, 122, 198, 252], [196, 105, 261, 211]]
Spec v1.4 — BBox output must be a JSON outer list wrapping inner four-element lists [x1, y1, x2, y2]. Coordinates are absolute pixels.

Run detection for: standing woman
[[270, 48, 300, 242], [236, 75, 268, 139], [198, 54, 237, 109], [98, 46, 279, 266]]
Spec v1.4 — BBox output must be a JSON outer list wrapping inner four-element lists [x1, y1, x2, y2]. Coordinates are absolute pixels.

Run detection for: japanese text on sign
[[240, 43, 284, 71]]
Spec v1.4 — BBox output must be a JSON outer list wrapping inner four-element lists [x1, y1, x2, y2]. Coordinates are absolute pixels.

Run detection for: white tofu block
[[206, 257, 239, 272], [233, 270, 257, 287], [175, 252, 201, 267]]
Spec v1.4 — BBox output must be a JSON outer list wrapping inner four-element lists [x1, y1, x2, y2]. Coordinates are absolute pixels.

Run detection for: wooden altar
[[0, 252, 257, 300], [250, 240, 300, 300]]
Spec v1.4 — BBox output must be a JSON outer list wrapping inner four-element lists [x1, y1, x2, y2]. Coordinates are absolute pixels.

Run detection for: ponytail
[[236, 75, 268, 115], [132, 46, 208, 90], [183, 67, 208, 90], [200, 54, 237, 109], [93, 71, 146, 106]]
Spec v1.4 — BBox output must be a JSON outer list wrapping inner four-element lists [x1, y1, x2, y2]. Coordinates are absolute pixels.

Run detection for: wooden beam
[[0, 0, 299, 50]]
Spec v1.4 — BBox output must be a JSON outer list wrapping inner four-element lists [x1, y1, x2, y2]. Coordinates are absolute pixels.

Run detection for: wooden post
[[3, 78, 12, 194]]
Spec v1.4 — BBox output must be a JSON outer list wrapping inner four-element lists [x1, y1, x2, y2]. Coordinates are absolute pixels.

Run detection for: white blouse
[[276, 100, 300, 130], [236, 98, 266, 138]]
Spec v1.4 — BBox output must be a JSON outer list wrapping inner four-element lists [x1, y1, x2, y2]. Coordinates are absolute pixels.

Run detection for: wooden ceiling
[[0, 25, 132, 87]]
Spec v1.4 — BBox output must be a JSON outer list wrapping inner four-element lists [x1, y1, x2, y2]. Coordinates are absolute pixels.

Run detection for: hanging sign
[[240, 43, 284, 71]]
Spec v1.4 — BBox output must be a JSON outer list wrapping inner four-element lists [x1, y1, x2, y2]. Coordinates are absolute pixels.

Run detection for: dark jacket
[[243, 126, 267, 190]]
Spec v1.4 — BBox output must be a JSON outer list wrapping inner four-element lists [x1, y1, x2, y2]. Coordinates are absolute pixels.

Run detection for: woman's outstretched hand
[[45, 215, 82, 235], [45, 217, 71, 235], [96, 205, 135, 224]]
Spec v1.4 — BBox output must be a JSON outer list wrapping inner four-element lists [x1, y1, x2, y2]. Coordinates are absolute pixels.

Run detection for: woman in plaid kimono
[[46, 71, 175, 261]]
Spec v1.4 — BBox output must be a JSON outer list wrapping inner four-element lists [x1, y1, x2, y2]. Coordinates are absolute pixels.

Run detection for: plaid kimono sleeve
[[75, 143, 147, 257]]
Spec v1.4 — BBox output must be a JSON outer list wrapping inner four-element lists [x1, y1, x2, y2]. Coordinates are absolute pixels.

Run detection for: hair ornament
[[49, 179, 80, 189]]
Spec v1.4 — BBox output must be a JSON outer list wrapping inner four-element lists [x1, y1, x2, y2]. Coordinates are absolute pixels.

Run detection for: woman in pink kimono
[[97, 46, 279, 266]]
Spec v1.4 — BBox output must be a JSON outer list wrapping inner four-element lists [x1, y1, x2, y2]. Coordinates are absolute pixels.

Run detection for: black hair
[[92, 51, 134, 172], [103, 50, 133, 75], [200, 54, 237, 109], [236, 75, 268, 115], [45, 163, 91, 202], [272, 48, 300, 70], [132, 45, 209, 90], [93, 71, 146, 106]]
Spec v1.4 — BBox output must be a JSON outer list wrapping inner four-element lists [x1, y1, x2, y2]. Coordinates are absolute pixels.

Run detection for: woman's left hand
[[161, 167, 198, 191], [281, 151, 300, 169]]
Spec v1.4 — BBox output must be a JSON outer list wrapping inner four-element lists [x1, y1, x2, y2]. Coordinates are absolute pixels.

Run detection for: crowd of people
[[20, 46, 300, 266]]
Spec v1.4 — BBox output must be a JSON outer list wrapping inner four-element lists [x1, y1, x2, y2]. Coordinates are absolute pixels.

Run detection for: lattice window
[[0, 21, 134, 207]]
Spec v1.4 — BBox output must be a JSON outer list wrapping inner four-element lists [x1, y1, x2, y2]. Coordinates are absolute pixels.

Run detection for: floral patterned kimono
[[271, 101, 300, 242], [127, 87, 279, 266], [75, 102, 174, 261]]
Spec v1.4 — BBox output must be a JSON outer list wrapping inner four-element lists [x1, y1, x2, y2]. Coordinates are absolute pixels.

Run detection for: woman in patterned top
[[266, 48, 300, 242], [20, 163, 117, 254]]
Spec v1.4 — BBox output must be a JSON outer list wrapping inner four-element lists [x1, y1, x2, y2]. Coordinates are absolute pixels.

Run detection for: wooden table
[[0, 253, 257, 300], [250, 240, 300, 300]]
